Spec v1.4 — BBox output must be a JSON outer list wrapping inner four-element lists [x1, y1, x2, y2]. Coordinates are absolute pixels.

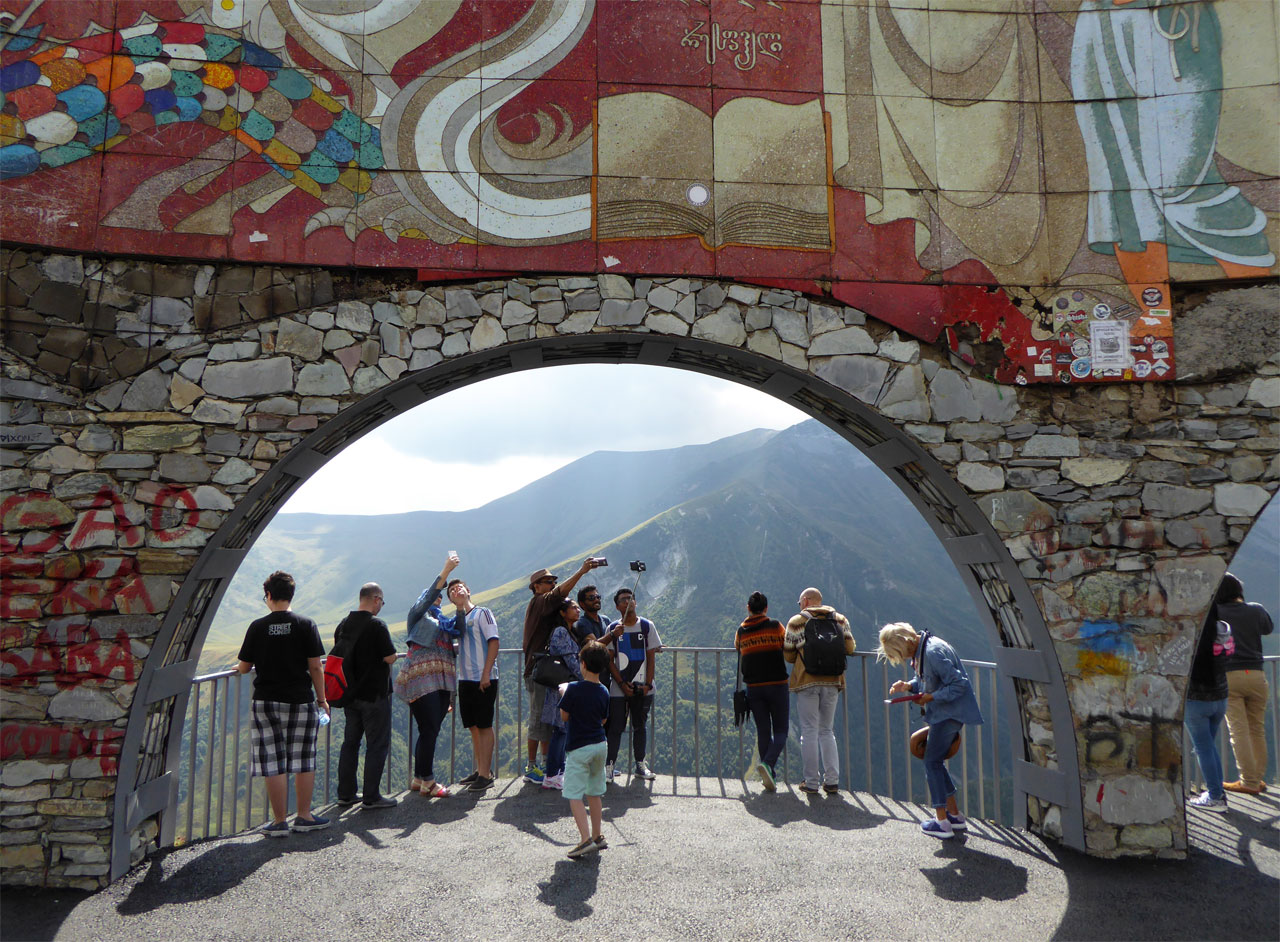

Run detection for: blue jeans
[[409, 690, 451, 781], [546, 725, 567, 778], [1185, 697, 1227, 800], [747, 685, 789, 771], [923, 718, 963, 809], [339, 697, 392, 802]]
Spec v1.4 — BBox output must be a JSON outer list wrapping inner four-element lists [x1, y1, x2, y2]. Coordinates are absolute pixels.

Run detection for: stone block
[[469, 316, 505, 352], [1153, 555, 1226, 616], [275, 320, 324, 360], [771, 308, 808, 347], [813, 356, 889, 406], [1141, 483, 1212, 517], [879, 365, 929, 421], [157, 454, 211, 483], [957, 462, 1005, 492], [808, 326, 875, 357], [1213, 482, 1270, 517], [0, 844, 44, 870], [644, 313, 690, 336], [202, 358, 293, 398], [335, 301, 374, 333], [599, 275, 634, 301], [1022, 434, 1081, 458], [599, 299, 647, 327], [29, 446, 94, 473], [296, 361, 350, 396], [1098, 774, 1176, 826]]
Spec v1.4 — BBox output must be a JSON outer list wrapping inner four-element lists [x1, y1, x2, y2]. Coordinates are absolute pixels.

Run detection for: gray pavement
[[3, 776, 1277, 941]]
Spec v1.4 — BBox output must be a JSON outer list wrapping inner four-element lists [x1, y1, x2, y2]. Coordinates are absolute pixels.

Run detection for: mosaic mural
[[2, 0, 1277, 383]]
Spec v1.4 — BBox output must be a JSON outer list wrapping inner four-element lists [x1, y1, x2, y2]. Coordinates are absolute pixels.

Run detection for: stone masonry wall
[[2, 249, 1277, 886]]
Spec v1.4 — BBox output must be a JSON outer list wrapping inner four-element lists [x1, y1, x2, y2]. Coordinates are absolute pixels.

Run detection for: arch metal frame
[[111, 331, 1086, 877]]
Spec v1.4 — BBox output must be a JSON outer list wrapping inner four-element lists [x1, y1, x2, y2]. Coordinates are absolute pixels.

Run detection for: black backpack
[[800, 614, 847, 676]]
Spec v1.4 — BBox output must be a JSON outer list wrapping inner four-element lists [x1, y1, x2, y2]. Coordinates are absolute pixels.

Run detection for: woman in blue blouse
[[878, 622, 983, 839], [402, 553, 461, 797]]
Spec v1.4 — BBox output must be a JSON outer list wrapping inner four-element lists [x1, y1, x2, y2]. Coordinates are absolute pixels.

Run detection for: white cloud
[[282, 364, 806, 514]]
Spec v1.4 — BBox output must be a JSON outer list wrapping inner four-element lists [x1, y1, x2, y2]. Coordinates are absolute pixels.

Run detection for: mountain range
[[201, 421, 992, 668]]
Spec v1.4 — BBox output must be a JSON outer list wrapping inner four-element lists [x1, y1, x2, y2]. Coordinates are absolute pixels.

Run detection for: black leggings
[[410, 690, 451, 780]]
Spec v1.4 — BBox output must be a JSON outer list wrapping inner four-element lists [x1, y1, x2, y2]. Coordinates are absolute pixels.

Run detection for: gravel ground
[[3, 777, 1277, 942]]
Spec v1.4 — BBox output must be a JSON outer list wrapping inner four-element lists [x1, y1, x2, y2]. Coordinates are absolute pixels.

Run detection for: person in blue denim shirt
[[878, 622, 983, 839]]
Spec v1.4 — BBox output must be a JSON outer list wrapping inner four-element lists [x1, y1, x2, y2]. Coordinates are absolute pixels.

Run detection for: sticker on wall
[[1090, 319, 1130, 371]]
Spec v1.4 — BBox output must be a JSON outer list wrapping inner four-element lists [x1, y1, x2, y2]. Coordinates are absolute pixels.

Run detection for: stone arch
[[110, 324, 1088, 877], [3, 262, 1276, 888]]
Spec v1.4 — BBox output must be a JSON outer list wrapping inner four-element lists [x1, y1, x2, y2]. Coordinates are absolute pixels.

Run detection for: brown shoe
[[1223, 780, 1262, 795], [1261, 782, 1269, 793]]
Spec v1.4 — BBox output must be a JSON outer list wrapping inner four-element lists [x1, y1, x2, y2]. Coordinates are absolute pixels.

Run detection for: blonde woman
[[877, 623, 983, 839]]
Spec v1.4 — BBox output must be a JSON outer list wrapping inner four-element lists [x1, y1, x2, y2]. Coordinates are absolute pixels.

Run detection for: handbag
[[910, 725, 962, 761], [732, 649, 749, 728], [531, 650, 575, 688]]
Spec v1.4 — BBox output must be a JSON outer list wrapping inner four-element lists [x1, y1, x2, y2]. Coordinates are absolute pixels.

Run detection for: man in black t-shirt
[[334, 582, 399, 809], [237, 571, 330, 836]]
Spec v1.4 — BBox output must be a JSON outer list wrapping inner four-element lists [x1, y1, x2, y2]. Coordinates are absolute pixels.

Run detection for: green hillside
[[205, 420, 989, 667]]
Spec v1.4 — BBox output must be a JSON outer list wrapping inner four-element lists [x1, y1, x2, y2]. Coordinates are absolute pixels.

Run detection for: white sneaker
[[635, 760, 655, 780], [604, 762, 616, 781], [1189, 791, 1228, 813], [541, 773, 564, 790]]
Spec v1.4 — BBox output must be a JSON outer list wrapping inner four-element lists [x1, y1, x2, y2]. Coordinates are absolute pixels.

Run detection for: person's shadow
[[491, 786, 578, 845], [116, 830, 343, 915], [536, 856, 601, 921], [919, 840, 1030, 902], [737, 789, 887, 832]]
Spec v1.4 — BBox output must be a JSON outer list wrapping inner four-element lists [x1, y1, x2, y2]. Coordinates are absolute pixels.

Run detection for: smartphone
[[595, 557, 608, 567], [448, 551, 459, 561]]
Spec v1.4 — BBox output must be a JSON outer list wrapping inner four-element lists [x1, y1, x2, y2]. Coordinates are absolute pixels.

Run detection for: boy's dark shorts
[[457, 679, 499, 729]]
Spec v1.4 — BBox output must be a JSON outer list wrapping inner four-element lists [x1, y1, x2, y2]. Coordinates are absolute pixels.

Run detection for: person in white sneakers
[[541, 598, 585, 791], [1185, 602, 1232, 813], [604, 588, 661, 781]]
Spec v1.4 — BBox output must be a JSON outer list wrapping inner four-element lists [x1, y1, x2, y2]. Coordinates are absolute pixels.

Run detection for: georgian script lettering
[[681, 21, 784, 71]]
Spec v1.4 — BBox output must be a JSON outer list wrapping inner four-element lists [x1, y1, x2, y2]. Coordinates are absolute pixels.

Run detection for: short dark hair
[[577, 585, 598, 605], [359, 582, 382, 601], [446, 578, 466, 594], [1216, 573, 1244, 605], [580, 641, 609, 676], [614, 587, 634, 606], [747, 591, 768, 614], [263, 571, 295, 602], [558, 596, 578, 615]]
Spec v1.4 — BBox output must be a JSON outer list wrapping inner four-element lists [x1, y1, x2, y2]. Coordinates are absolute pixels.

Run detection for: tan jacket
[[783, 606, 855, 691]]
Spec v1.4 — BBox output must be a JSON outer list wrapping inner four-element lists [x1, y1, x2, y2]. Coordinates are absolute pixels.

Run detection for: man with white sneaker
[[604, 587, 661, 782]]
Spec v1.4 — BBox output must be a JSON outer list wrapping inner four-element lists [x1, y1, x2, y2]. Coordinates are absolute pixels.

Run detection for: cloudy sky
[[282, 364, 807, 514]]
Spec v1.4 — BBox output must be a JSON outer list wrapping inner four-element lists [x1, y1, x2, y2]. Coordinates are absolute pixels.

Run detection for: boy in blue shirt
[[558, 641, 611, 858]]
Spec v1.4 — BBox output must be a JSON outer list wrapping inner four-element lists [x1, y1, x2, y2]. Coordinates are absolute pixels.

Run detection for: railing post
[[974, 667, 985, 820], [693, 651, 700, 781], [882, 661, 893, 801], [671, 650, 678, 781], [203, 679, 217, 838], [861, 657, 871, 793], [231, 672, 242, 835], [715, 650, 722, 781], [186, 682, 199, 843]]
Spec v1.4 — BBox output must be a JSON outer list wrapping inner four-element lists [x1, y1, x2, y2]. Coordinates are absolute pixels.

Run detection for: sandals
[[426, 783, 450, 798]]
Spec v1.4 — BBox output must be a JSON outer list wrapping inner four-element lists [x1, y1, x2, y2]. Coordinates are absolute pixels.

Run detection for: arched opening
[[110, 328, 1087, 878]]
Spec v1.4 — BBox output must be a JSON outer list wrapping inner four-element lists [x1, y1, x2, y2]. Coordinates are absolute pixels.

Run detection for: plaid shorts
[[250, 700, 318, 777]]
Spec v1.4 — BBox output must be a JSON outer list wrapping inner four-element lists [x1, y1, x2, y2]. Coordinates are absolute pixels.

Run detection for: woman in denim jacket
[[402, 553, 462, 797], [539, 598, 584, 790], [878, 622, 983, 839]]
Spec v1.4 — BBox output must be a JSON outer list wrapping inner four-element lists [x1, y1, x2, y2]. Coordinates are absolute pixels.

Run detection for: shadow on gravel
[[492, 781, 655, 846], [0, 887, 87, 941], [536, 855, 601, 921], [115, 830, 342, 915], [1049, 798, 1280, 942], [737, 789, 888, 832], [920, 839, 1030, 902]]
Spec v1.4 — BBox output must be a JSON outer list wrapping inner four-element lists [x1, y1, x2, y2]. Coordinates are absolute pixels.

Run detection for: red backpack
[[323, 616, 367, 706]]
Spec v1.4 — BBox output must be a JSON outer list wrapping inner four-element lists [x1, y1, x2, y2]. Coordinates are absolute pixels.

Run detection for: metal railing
[[174, 649, 1277, 845]]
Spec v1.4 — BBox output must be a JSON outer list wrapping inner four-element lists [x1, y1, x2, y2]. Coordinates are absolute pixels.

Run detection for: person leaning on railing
[[735, 591, 789, 793], [879, 622, 983, 840], [1218, 573, 1275, 796]]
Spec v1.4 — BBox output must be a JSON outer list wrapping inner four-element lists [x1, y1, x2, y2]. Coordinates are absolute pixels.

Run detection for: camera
[[629, 560, 646, 572], [593, 557, 608, 567]]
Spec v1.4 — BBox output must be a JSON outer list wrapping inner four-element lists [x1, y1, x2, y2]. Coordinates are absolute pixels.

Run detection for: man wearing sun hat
[[522, 557, 606, 783]]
